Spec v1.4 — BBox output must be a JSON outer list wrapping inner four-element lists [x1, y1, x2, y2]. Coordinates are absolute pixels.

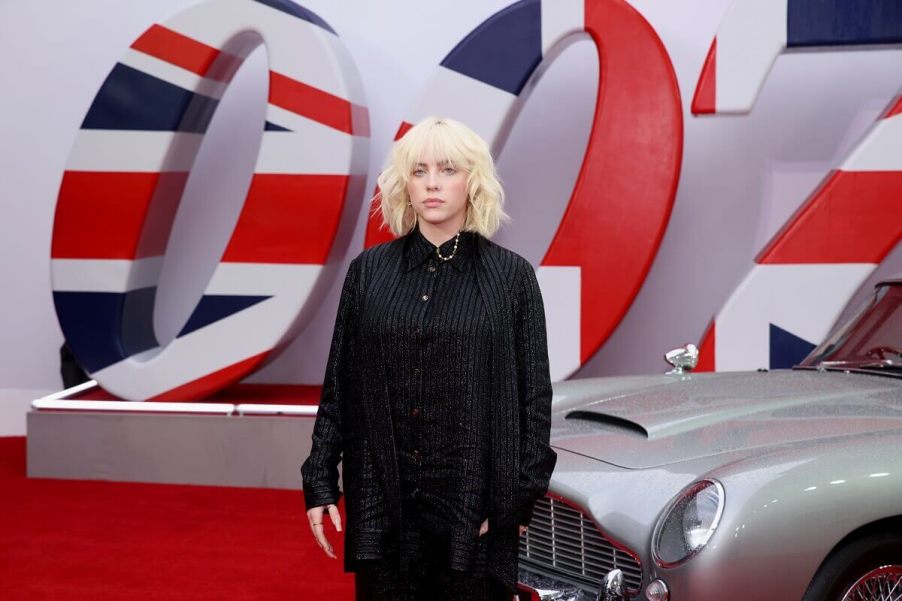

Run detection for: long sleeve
[[513, 259, 557, 526], [301, 258, 360, 510]]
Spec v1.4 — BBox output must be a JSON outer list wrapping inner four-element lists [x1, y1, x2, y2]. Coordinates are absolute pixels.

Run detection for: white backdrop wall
[[1, 1, 900, 414]]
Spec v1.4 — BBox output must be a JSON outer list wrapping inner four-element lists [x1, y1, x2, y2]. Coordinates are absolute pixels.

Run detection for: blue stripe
[[440, 0, 542, 95], [264, 120, 291, 131], [82, 63, 219, 132], [769, 323, 817, 369], [177, 295, 271, 337], [54, 289, 159, 373], [253, 0, 336, 35], [788, 0, 902, 47]]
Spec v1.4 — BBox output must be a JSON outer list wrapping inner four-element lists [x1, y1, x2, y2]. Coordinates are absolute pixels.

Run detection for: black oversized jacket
[[301, 230, 557, 592]]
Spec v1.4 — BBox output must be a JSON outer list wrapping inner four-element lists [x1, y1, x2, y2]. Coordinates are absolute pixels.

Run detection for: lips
[[424, 198, 443, 207]]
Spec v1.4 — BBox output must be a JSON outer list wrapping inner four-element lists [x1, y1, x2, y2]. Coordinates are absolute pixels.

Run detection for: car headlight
[[652, 479, 725, 567]]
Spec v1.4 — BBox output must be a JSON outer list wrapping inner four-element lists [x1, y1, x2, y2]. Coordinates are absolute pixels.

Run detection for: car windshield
[[798, 282, 902, 372]]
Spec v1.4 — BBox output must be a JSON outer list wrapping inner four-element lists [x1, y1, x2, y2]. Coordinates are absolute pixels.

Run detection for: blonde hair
[[374, 116, 508, 237]]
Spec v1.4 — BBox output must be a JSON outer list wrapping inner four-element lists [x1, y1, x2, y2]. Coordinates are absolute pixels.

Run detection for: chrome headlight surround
[[652, 479, 725, 568]]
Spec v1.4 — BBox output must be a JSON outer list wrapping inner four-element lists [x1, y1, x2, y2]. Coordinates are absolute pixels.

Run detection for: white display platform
[[26, 383, 324, 490]]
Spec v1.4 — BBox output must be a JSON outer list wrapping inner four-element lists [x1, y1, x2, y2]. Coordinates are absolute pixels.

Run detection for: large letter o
[[51, 0, 369, 401]]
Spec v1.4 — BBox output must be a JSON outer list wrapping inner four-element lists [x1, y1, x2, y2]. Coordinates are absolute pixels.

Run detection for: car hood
[[550, 369, 902, 469]]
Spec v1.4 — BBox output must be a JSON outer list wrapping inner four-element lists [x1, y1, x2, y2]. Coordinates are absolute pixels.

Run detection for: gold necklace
[[435, 231, 462, 261]]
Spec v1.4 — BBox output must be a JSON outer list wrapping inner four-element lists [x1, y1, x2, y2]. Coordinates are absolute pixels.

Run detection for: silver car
[[517, 279, 902, 601]]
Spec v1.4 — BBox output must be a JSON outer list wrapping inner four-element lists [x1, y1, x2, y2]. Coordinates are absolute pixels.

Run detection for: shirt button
[[427, 264, 437, 273], [421, 294, 429, 302], [412, 327, 420, 336], [413, 449, 422, 460], [410, 407, 420, 417], [413, 367, 421, 375]]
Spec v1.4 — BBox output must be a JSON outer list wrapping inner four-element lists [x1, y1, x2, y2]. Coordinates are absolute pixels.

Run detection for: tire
[[802, 532, 902, 601]]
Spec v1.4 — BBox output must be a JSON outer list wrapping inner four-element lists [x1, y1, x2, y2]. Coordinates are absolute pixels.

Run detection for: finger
[[307, 507, 323, 536], [327, 504, 342, 532], [313, 524, 335, 558], [478, 519, 488, 537]]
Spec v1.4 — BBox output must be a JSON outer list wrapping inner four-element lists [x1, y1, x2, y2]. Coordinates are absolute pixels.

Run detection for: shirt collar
[[404, 224, 474, 272]]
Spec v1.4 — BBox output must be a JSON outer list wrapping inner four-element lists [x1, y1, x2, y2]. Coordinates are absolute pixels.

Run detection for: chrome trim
[[520, 494, 643, 595], [517, 568, 597, 601], [664, 343, 698, 375], [600, 569, 627, 601], [652, 478, 726, 568]]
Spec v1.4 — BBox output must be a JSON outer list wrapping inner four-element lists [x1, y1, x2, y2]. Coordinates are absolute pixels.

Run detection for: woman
[[301, 116, 556, 600]]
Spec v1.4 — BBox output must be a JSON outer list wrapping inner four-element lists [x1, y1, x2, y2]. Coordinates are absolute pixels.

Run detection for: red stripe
[[695, 321, 716, 372], [131, 24, 239, 82], [222, 174, 349, 263], [885, 94, 902, 118], [363, 122, 415, 248], [692, 38, 716, 115], [210, 383, 322, 404], [758, 170, 902, 264], [269, 71, 367, 135], [542, 0, 683, 362], [150, 352, 270, 401], [52, 171, 188, 259], [394, 121, 413, 140]]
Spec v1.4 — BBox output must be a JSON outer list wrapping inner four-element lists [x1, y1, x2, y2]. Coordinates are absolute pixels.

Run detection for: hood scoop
[[565, 410, 649, 438]]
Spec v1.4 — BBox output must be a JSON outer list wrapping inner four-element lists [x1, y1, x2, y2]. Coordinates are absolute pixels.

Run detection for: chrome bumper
[[517, 568, 631, 601]]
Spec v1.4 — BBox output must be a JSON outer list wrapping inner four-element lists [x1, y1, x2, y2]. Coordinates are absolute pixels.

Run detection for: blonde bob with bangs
[[375, 116, 508, 238]]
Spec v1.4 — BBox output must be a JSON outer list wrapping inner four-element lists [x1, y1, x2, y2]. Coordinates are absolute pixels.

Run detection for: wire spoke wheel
[[842, 565, 902, 601]]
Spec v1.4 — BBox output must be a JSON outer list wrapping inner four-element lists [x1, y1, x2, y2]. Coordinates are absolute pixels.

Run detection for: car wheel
[[803, 532, 902, 601]]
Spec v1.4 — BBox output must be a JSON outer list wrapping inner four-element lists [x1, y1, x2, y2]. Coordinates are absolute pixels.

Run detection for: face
[[406, 154, 469, 231]]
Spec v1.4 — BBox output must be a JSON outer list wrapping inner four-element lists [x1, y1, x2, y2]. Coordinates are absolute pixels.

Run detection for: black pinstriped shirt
[[302, 224, 557, 589], [382, 226, 492, 551]]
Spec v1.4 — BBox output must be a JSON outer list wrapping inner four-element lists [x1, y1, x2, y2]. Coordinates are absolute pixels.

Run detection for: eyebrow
[[414, 160, 453, 168]]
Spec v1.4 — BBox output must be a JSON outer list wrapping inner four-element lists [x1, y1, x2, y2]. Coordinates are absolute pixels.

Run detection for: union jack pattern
[[365, 0, 683, 380], [693, 0, 902, 371], [51, 0, 369, 401]]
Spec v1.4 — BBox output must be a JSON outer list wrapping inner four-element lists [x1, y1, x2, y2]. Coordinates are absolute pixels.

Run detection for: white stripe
[[540, 0, 584, 56], [50, 260, 317, 296], [235, 404, 318, 415], [255, 128, 354, 174], [35, 380, 100, 401], [265, 103, 365, 141], [537, 265, 581, 381], [164, 0, 364, 104], [68, 130, 202, 172], [715, 263, 875, 371], [120, 48, 228, 100], [406, 67, 518, 150], [715, 0, 787, 114], [32, 398, 234, 413], [840, 113, 902, 171], [93, 291, 306, 400], [205, 263, 320, 296], [52, 257, 164, 293]]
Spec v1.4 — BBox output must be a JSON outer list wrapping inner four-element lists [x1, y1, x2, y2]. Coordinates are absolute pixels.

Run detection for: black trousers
[[353, 502, 511, 601], [353, 553, 511, 601]]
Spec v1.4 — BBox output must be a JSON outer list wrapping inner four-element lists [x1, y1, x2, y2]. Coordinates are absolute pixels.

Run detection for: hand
[[478, 519, 528, 537], [307, 503, 342, 559]]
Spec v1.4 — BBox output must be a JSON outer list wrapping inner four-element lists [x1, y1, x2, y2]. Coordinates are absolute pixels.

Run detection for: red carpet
[[0, 437, 353, 600]]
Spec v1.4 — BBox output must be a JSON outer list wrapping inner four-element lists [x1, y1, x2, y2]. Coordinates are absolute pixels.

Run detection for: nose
[[426, 170, 440, 190]]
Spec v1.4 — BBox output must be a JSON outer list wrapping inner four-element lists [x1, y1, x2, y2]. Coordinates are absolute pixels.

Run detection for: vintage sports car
[[517, 278, 902, 601]]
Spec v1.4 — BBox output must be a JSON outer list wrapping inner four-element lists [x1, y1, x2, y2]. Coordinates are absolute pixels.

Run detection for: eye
[[442, 167, 457, 175], [412, 168, 425, 176]]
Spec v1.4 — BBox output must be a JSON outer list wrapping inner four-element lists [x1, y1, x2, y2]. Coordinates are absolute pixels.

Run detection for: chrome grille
[[519, 495, 643, 593]]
